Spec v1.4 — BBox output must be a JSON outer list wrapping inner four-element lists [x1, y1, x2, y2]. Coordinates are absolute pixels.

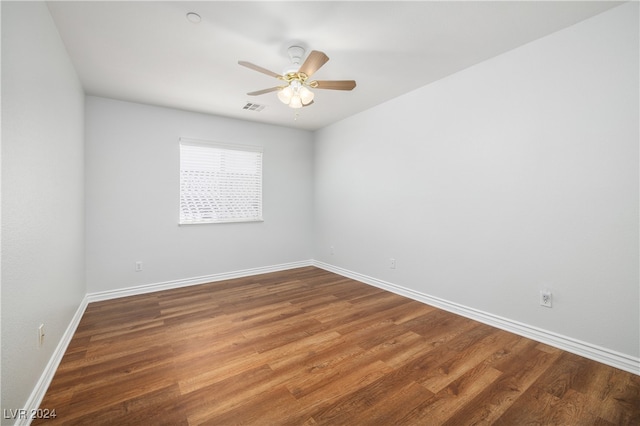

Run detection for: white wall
[[1, 1, 86, 415], [314, 3, 639, 358], [85, 97, 314, 293]]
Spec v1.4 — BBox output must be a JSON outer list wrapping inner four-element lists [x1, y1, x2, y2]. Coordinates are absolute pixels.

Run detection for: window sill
[[179, 218, 264, 226]]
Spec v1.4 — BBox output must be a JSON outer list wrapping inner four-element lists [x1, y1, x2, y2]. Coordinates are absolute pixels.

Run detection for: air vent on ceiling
[[242, 102, 266, 112]]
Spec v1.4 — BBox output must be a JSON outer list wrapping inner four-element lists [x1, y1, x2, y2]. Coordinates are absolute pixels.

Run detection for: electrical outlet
[[330, 246, 335, 255], [135, 261, 143, 272], [38, 324, 45, 347], [540, 290, 552, 308], [390, 258, 396, 269]]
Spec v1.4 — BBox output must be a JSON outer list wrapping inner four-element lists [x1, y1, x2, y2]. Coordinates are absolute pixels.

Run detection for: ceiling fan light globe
[[299, 86, 314, 104], [277, 86, 293, 104], [289, 95, 303, 109]]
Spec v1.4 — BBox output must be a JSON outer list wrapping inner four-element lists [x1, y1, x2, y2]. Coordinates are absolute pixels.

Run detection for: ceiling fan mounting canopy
[[287, 45, 305, 66], [239, 45, 356, 109]]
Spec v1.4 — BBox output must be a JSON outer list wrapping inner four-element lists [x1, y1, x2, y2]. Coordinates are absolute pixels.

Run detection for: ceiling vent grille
[[242, 102, 266, 112]]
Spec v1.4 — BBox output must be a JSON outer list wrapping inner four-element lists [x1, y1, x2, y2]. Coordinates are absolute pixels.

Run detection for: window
[[179, 138, 263, 224]]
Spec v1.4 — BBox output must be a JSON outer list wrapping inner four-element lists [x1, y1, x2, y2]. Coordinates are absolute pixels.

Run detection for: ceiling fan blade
[[298, 50, 329, 78], [302, 100, 315, 107], [238, 61, 282, 79], [247, 87, 280, 96], [314, 80, 357, 91]]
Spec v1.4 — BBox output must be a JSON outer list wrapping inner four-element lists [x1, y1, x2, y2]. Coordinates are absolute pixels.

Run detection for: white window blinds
[[179, 138, 263, 224]]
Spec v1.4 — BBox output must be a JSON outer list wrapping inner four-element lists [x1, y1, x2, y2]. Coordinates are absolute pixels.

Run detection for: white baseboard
[[313, 260, 640, 376], [19, 295, 89, 426], [87, 260, 313, 303]]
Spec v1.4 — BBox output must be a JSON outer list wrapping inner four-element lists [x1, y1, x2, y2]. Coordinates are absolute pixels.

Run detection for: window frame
[[179, 137, 264, 225]]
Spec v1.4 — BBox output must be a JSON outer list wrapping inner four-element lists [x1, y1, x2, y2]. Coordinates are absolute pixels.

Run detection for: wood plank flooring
[[35, 267, 640, 425]]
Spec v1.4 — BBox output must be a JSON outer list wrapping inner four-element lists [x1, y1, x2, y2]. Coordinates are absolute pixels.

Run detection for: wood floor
[[36, 267, 639, 425]]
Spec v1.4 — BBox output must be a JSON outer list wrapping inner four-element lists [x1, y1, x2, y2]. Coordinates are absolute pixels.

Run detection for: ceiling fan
[[239, 45, 356, 109]]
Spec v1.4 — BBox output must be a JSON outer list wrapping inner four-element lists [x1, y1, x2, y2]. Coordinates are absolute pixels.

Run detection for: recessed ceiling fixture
[[186, 12, 201, 24], [239, 45, 356, 109]]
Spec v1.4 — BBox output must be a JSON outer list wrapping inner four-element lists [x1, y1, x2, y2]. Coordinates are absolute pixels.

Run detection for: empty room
[[2, 1, 639, 425]]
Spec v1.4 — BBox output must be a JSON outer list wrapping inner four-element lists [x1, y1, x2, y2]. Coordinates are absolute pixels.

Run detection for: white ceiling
[[47, 1, 622, 131]]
